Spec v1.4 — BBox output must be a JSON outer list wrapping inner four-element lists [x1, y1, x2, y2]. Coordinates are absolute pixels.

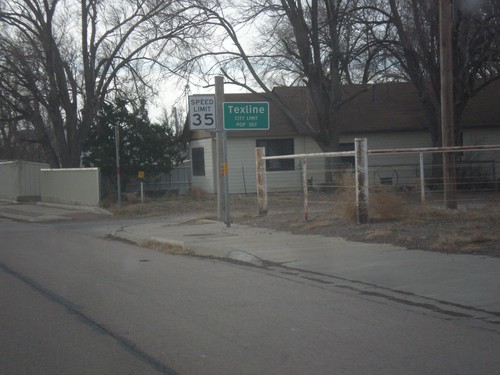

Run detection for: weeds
[[139, 239, 192, 255], [370, 188, 405, 221], [187, 186, 208, 200], [108, 185, 499, 256]]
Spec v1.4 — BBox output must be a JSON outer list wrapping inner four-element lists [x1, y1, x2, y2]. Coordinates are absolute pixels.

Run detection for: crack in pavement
[[0, 262, 179, 375]]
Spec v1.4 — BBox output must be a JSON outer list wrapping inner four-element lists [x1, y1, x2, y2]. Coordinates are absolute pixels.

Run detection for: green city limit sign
[[223, 102, 269, 130]]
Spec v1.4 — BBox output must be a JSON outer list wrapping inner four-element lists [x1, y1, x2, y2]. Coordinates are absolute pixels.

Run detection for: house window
[[192, 147, 205, 176], [338, 142, 355, 167], [256, 138, 295, 171]]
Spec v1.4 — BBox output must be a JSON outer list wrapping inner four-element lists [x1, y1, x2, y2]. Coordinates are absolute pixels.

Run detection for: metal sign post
[[215, 76, 231, 227], [138, 171, 145, 204], [114, 125, 121, 207]]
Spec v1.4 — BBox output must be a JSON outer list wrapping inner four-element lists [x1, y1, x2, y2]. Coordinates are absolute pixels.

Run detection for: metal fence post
[[302, 157, 308, 221], [256, 147, 268, 216], [420, 152, 426, 204], [355, 138, 369, 224]]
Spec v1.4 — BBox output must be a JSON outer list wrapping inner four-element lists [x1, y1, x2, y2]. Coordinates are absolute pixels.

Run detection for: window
[[338, 142, 355, 167], [192, 147, 205, 176], [256, 138, 295, 171]]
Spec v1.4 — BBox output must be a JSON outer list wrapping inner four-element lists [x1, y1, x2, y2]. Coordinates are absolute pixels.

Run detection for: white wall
[[226, 136, 325, 194], [463, 128, 500, 183], [40, 168, 101, 206], [192, 129, 500, 194], [191, 135, 321, 194], [190, 138, 216, 193], [227, 138, 257, 194], [464, 128, 500, 146], [341, 130, 500, 187], [352, 132, 432, 187], [0, 161, 49, 201]]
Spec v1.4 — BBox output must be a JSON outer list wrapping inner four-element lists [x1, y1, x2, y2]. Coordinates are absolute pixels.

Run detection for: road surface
[[1, 217, 499, 374]]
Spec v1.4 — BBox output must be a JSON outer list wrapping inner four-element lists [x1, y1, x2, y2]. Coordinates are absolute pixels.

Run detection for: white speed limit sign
[[188, 95, 216, 131]]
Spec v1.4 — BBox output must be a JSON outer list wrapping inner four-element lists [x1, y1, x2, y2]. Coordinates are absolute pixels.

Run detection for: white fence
[[41, 168, 101, 207], [256, 141, 500, 223], [0, 161, 49, 202]]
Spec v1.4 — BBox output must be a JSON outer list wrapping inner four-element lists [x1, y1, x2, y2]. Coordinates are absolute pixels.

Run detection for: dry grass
[[110, 193, 217, 217], [107, 187, 499, 256], [370, 188, 405, 221], [333, 172, 405, 222], [333, 172, 358, 222], [339, 187, 406, 223], [300, 218, 335, 231], [139, 239, 192, 255], [430, 233, 498, 253], [365, 229, 395, 240], [187, 186, 208, 201]]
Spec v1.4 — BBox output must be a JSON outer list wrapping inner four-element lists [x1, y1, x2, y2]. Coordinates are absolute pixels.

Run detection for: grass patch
[[139, 239, 192, 255], [300, 218, 333, 231], [430, 232, 499, 253], [340, 187, 406, 223], [365, 229, 394, 240], [187, 186, 208, 201], [370, 189, 405, 221]]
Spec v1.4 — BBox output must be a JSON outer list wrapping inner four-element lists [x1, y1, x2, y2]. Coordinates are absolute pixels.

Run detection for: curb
[[111, 230, 265, 267], [37, 202, 112, 215]]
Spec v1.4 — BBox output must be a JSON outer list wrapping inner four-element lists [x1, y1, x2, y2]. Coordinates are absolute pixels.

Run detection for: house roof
[[461, 82, 500, 129], [338, 83, 429, 133], [188, 80, 500, 140], [338, 81, 500, 133]]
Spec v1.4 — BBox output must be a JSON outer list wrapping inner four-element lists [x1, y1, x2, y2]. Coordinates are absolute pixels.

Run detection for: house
[[188, 81, 500, 194]]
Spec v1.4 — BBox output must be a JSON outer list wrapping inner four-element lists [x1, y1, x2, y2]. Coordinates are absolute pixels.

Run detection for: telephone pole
[[115, 125, 121, 207], [215, 76, 231, 226], [439, 0, 457, 209]]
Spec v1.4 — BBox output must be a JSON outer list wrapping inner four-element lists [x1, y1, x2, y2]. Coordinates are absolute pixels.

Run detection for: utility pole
[[439, 0, 457, 209], [114, 125, 121, 207], [215, 77, 224, 221], [215, 76, 231, 226]]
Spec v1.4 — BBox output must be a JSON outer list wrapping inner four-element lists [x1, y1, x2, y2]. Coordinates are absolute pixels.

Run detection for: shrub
[[370, 189, 405, 221], [187, 186, 207, 201]]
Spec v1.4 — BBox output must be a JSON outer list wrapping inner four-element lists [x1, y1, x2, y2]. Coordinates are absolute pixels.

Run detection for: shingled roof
[[188, 80, 500, 140]]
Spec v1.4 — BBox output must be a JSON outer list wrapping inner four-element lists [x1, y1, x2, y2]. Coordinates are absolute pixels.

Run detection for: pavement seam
[[0, 261, 180, 375]]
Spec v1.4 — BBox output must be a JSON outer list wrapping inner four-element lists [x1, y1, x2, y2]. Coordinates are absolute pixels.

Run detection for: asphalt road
[[1, 217, 499, 374]]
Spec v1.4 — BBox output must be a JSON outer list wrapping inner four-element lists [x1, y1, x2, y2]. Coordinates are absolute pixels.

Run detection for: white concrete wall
[[463, 128, 500, 175], [190, 138, 216, 193], [0, 161, 49, 201], [226, 136, 324, 194], [341, 130, 500, 187], [191, 136, 320, 194], [40, 168, 101, 206], [339, 132, 432, 187], [464, 128, 500, 146], [227, 138, 257, 194]]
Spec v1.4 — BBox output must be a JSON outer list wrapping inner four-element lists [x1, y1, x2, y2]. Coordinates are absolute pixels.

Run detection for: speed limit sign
[[188, 95, 216, 131]]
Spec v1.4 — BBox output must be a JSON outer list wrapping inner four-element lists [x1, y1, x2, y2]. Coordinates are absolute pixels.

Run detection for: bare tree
[[187, 0, 386, 153], [365, 0, 500, 148], [0, 0, 206, 167], [0, 96, 48, 162]]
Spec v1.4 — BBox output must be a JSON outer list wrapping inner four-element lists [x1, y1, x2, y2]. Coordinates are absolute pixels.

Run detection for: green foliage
[[82, 98, 186, 181]]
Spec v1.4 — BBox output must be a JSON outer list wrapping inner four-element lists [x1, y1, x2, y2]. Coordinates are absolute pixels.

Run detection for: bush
[[187, 187, 207, 201], [370, 188, 405, 221], [335, 171, 405, 222]]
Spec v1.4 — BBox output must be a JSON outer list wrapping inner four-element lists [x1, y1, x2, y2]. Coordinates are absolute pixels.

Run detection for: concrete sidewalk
[[0, 201, 110, 222], [112, 217, 500, 318]]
